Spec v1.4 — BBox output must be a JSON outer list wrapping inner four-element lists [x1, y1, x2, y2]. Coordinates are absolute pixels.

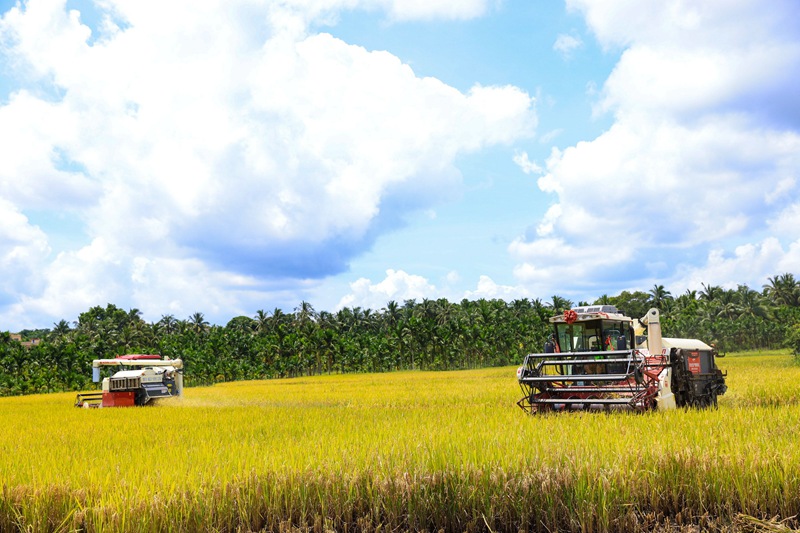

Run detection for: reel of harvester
[[516, 349, 669, 413]]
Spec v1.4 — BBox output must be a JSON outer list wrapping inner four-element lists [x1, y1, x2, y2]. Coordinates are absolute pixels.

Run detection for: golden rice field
[[1, 351, 799, 532]]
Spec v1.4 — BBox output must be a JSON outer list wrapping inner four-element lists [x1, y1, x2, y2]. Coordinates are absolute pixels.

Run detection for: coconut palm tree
[[547, 295, 573, 314], [648, 284, 673, 309], [699, 283, 722, 302], [763, 273, 800, 307], [189, 312, 209, 334], [158, 314, 178, 335], [254, 309, 270, 334], [51, 319, 72, 338], [736, 285, 769, 318], [295, 301, 317, 324]]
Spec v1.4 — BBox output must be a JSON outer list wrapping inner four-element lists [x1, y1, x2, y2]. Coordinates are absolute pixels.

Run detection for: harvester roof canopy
[[92, 357, 183, 369], [572, 305, 620, 314], [550, 305, 631, 323]]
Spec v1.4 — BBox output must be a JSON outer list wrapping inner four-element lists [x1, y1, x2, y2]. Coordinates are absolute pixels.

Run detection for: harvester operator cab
[[552, 321, 632, 354]]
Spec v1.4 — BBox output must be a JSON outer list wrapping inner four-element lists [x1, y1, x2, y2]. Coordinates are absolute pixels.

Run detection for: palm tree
[[699, 283, 722, 302], [672, 290, 698, 314], [271, 307, 286, 325], [763, 273, 800, 307], [736, 285, 768, 318], [190, 312, 209, 334], [158, 314, 177, 335], [649, 284, 673, 309], [46, 319, 72, 346], [593, 294, 613, 305], [384, 300, 401, 328], [295, 301, 317, 324], [51, 319, 71, 337], [715, 289, 741, 320], [547, 295, 573, 314], [254, 309, 270, 334]]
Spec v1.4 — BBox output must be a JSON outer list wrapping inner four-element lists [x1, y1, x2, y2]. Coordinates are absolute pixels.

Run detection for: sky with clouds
[[0, 0, 798, 329]]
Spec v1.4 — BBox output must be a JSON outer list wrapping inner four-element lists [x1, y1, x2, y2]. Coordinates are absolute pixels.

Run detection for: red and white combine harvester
[[75, 354, 184, 408], [517, 306, 727, 413]]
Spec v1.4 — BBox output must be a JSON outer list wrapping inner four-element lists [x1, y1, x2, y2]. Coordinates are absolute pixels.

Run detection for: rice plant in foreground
[[0, 352, 798, 532]]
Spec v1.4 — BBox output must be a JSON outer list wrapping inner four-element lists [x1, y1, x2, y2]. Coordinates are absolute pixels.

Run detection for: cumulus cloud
[[553, 33, 583, 59], [513, 0, 800, 297], [21, 240, 263, 324], [462, 275, 527, 300], [337, 269, 527, 310], [671, 238, 800, 292], [264, 0, 495, 29], [337, 269, 437, 310], [0, 0, 534, 328], [381, 0, 492, 22], [571, 0, 800, 127], [513, 151, 543, 175], [0, 198, 50, 297]]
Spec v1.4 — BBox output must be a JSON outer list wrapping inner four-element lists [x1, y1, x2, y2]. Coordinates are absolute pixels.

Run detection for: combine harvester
[[75, 354, 184, 408], [517, 307, 727, 413]]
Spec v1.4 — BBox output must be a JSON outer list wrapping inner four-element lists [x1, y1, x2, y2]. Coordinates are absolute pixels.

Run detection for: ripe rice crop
[[0, 351, 798, 532]]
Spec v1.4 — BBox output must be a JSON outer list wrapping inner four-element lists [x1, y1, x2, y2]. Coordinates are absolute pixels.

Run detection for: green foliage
[[17, 328, 50, 341], [785, 323, 800, 357], [608, 290, 651, 319], [3, 272, 800, 395], [1, 299, 549, 394]]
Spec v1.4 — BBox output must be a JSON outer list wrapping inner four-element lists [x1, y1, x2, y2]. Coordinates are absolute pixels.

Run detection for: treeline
[[2, 273, 800, 396], [1, 299, 549, 395]]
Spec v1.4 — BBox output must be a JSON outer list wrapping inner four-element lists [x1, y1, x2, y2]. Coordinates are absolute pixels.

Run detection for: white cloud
[[383, 0, 491, 21], [252, 0, 494, 34], [0, 91, 98, 210], [567, 0, 797, 51], [569, 0, 800, 127], [19, 238, 126, 321], [0, 198, 50, 297], [0, 0, 534, 328], [4, 236, 317, 327], [535, 204, 561, 237], [463, 275, 527, 300], [513, 0, 800, 298], [533, 116, 799, 246], [513, 151, 543, 175], [509, 235, 633, 293], [767, 204, 800, 240], [672, 238, 796, 292], [445, 270, 460, 284], [538, 128, 564, 144], [337, 269, 438, 310], [765, 177, 796, 205], [337, 269, 528, 310], [553, 33, 583, 59]]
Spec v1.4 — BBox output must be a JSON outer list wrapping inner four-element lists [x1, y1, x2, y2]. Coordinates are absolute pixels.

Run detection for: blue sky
[[0, 0, 799, 329]]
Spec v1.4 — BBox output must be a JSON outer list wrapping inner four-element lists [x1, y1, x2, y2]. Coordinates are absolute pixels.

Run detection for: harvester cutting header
[[75, 354, 183, 408], [517, 306, 727, 413]]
